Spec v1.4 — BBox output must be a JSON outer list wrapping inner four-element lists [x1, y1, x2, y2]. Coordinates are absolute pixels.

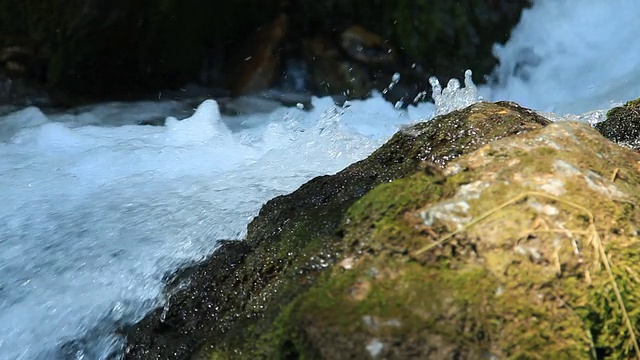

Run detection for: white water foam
[[2, 0, 640, 359], [483, 0, 640, 114], [0, 96, 419, 359]]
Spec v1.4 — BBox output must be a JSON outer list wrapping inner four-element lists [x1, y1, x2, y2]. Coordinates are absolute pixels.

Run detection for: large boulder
[[123, 101, 558, 359], [126, 101, 640, 358], [278, 120, 640, 359]]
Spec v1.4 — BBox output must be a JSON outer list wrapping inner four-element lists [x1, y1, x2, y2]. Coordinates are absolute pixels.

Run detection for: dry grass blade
[[593, 229, 640, 358], [413, 192, 530, 256], [611, 168, 620, 182], [412, 191, 640, 357]]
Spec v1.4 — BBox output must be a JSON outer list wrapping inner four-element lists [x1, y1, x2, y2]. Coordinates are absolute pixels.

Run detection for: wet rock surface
[[229, 14, 290, 97], [596, 98, 640, 151], [123, 101, 553, 359], [279, 120, 640, 359]]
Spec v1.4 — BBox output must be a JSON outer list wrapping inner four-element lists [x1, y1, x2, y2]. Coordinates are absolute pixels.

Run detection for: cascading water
[[1, 0, 639, 359], [482, 0, 640, 114]]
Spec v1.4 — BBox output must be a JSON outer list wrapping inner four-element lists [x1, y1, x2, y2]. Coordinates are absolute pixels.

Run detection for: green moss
[[256, 121, 640, 359], [232, 171, 448, 357], [581, 243, 640, 359], [253, 169, 492, 357], [444, 123, 640, 358], [124, 101, 556, 359], [262, 251, 501, 358], [208, 351, 232, 360], [343, 170, 444, 252]]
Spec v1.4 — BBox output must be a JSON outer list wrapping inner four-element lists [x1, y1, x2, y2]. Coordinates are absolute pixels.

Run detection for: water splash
[[0, 95, 410, 360], [430, 70, 482, 116], [483, 0, 640, 114]]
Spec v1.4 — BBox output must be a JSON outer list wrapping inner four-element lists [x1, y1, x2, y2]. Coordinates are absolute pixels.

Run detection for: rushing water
[[482, 0, 640, 114], [0, 96, 432, 359], [1, 0, 640, 359]]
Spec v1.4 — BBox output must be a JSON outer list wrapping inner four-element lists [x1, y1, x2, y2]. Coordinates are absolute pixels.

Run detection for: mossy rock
[[123, 101, 550, 359], [264, 121, 640, 359], [596, 98, 640, 151], [125, 103, 640, 359]]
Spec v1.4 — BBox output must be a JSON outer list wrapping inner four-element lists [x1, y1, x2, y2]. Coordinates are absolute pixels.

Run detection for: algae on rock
[[266, 121, 640, 359], [123, 101, 551, 359], [127, 102, 640, 358]]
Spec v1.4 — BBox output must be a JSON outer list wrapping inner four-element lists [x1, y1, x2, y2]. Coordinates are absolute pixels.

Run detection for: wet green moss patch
[[255, 121, 640, 359], [125, 102, 568, 359]]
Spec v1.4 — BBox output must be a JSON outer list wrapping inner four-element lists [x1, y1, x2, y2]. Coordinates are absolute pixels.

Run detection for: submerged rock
[[123, 101, 551, 359], [302, 36, 374, 100], [340, 25, 397, 67]]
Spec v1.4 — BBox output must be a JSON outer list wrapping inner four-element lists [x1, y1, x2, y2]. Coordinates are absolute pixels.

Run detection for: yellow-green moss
[[343, 170, 445, 253], [253, 122, 640, 359]]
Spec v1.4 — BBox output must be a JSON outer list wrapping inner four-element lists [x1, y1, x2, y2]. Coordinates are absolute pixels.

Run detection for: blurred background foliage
[[0, 0, 529, 104]]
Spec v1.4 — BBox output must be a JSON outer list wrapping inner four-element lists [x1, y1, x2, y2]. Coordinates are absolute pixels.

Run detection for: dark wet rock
[[289, 0, 530, 105], [0, 37, 50, 105], [123, 101, 550, 359], [287, 0, 532, 86], [136, 117, 167, 127], [340, 25, 397, 67], [264, 90, 313, 110], [123, 240, 253, 359], [0, 75, 50, 107], [217, 96, 283, 116], [1, 44, 33, 78], [217, 91, 313, 116], [595, 98, 640, 151], [302, 36, 374, 100], [229, 14, 289, 97], [302, 25, 423, 105]]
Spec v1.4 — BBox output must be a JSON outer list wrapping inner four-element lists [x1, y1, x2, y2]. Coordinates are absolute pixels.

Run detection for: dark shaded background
[[0, 0, 530, 106]]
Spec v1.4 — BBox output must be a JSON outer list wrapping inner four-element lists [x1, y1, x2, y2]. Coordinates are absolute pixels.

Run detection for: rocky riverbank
[[122, 99, 640, 359]]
